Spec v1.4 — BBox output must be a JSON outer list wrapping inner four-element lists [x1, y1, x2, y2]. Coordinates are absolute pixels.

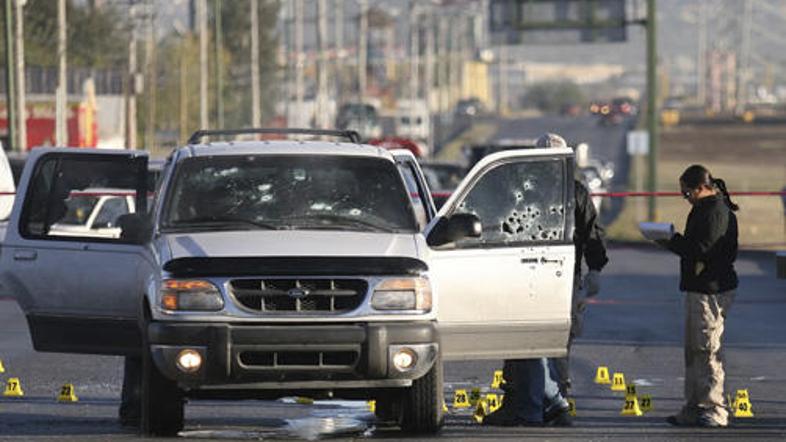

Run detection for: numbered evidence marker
[[594, 366, 611, 384], [3, 377, 24, 397], [491, 370, 505, 389], [485, 393, 501, 413], [625, 384, 637, 396], [453, 389, 471, 408], [57, 383, 79, 402], [734, 389, 750, 407], [469, 387, 482, 407], [567, 398, 577, 417], [0, 359, 5, 373], [611, 372, 627, 391], [472, 399, 489, 424], [733, 390, 754, 418], [367, 400, 376, 413], [638, 394, 653, 413], [621, 394, 643, 416]]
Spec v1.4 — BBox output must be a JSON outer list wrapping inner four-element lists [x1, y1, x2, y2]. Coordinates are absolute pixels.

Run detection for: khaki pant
[[677, 290, 735, 426]]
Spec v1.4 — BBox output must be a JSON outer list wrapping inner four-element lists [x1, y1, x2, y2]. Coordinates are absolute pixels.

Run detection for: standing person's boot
[[483, 360, 521, 426]]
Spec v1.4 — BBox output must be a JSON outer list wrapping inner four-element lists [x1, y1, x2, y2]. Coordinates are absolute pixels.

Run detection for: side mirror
[[427, 213, 482, 247], [117, 213, 152, 245]]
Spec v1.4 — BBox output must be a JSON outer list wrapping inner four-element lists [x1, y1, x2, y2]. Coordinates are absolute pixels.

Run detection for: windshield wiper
[[293, 214, 397, 233], [164, 216, 281, 231]]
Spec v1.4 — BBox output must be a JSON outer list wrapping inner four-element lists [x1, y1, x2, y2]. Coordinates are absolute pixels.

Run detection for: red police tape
[[431, 191, 786, 199]]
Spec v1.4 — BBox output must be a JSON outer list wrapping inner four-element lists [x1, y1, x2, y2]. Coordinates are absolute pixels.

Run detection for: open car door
[[1, 148, 150, 355], [426, 148, 575, 360]]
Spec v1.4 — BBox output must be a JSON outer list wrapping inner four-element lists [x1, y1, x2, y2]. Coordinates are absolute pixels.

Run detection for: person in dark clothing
[[660, 164, 739, 428], [119, 356, 141, 427], [484, 133, 608, 427]]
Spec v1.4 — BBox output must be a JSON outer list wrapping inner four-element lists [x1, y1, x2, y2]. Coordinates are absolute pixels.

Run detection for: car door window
[[20, 154, 146, 242], [450, 158, 567, 248], [397, 162, 429, 229]]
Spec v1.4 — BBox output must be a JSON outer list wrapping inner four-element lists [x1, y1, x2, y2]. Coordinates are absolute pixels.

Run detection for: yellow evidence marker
[[469, 387, 482, 407], [625, 384, 637, 396], [638, 394, 653, 413], [611, 372, 626, 391], [567, 398, 577, 417], [472, 399, 488, 424], [621, 394, 643, 416], [295, 397, 314, 405], [3, 377, 24, 397], [443, 401, 449, 413], [733, 389, 750, 408], [594, 366, 611, 384], [0, 359, 5, 373], [485, 393, 501, 413], [453, 389, 471, 408], [733, 390, 754, 418], [57, 384, 79, 402], [367, 400, 376, 413], [491, 370, 504, 389]]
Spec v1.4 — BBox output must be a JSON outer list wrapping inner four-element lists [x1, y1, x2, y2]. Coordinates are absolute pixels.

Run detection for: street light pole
[[14, 0, 26, 151], [4, 0, 14, 151], [56, 0, 67, 146], [250, 0, 261, 128], [646, 0, 659, 221]]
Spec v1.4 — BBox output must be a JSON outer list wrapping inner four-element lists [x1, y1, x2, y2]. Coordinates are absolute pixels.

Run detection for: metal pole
[[145, 0, 156, 150], [250, 0, 261, 127], [697, 0, 706, 106], [215, 0, 224, 128], [334, 0, 344, 104], [179, 34, 188, 143], [14, 0, 26, 151], [357, 0, 367, 100], [646, 0, 659, 221], [316, 0, 329, 128], [294, 0, 304, 123], [4, 0, 15, 151], [424, 9, 434, 113], [126, 6, 137, 149], [198, 0, 208, 129], [56, 0, 67, 146], [409, 2, 419, 137]]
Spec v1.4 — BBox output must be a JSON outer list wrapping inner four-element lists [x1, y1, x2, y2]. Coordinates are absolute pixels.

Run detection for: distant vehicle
[[454, 98, 485, 118], [418, 160, 466, 210], [395, 100, 431, 142], [48, 188, 137, 239], [335, 103, 382, 141], [369, 137, 429, 158]]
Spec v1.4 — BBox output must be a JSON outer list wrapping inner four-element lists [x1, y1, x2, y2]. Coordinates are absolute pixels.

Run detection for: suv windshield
[[161, 155, 417, 233]]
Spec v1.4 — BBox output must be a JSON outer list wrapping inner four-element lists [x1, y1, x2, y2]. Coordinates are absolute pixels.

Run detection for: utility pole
[[316, 0, 329, 128], [56, 0, 67, 146], [179, 34, 188, 143], [294, 0, 304, 124], [697, 0, 707, 106], [357, 0, 368, 100], [438, 16, 448, 113], [737, 0, 753, 113], [215, 0, 224, 128], [334, 0, 344, 103], [126, 4, 137, 149], [145, 0, 156, 150], [14, 0, 26, 151], [4, 0, 15, 151], [646, 0, 659, 221], [498, 44, 508, 115], [198, 0, 208, 130], [408, 2, 419, 133], [250, 0, 261, 128], [424, 10, 434, 113]]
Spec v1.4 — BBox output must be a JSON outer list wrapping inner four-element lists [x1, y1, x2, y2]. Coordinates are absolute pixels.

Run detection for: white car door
[[1, 148, 152, 355], [426, 148, 575, 360]]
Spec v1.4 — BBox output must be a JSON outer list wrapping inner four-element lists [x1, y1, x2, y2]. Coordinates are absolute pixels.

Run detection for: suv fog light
[[392, 348, 417, 371], [176, 349, 203, 373]]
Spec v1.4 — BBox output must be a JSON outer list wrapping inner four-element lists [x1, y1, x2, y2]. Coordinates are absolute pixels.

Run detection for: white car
[[1, 129, 574, 436], [48, 189, 136, 239]]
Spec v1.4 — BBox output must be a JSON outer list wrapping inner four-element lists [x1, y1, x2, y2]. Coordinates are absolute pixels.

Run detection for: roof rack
[[187, 128, 361, 145]]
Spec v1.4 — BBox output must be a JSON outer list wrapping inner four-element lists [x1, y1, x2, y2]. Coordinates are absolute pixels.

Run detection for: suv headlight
[[160, 279, 224, 311], [371, 277, 432, 312]]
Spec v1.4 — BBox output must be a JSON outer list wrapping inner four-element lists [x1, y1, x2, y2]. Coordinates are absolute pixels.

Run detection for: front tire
[[400, 358, 444, 434], [140, 345, 184, 437]]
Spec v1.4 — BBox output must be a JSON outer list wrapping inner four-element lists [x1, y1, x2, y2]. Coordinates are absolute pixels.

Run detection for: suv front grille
[[238, 350, 359, 368], [228, 278, 368, 314]]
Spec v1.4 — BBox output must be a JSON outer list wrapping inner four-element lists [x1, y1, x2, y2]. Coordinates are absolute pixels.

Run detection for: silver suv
[[1, 128, 576, 436]]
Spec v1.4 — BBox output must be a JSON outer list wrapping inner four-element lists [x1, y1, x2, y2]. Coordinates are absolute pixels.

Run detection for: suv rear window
[[161, 155, 417, 233]]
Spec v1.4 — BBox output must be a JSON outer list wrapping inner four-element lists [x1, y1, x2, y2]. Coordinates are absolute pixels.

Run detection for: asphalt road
[[1, 245, 785, 441]]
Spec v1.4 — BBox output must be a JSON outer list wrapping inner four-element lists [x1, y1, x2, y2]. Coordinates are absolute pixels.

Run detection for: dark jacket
[[574, 180, 609, 276], [666, 194, 738, 294]]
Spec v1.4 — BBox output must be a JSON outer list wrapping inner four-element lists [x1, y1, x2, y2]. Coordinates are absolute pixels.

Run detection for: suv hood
[[164, 230, 420, 261]]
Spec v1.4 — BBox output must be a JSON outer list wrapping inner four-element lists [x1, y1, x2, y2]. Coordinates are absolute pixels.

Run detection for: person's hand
[[583, 270, 601, 297]]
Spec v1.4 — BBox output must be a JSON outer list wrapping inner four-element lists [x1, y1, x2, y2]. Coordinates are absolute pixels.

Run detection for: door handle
[[540, 257, 562, 265], [13, 250, 37, 261]]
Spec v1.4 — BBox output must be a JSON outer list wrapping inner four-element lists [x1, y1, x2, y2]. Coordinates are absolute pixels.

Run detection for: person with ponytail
[[659, 164, 739, 428]]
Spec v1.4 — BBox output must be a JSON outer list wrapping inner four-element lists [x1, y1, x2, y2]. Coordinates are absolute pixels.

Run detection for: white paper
[[638, 222, 675, 241]]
